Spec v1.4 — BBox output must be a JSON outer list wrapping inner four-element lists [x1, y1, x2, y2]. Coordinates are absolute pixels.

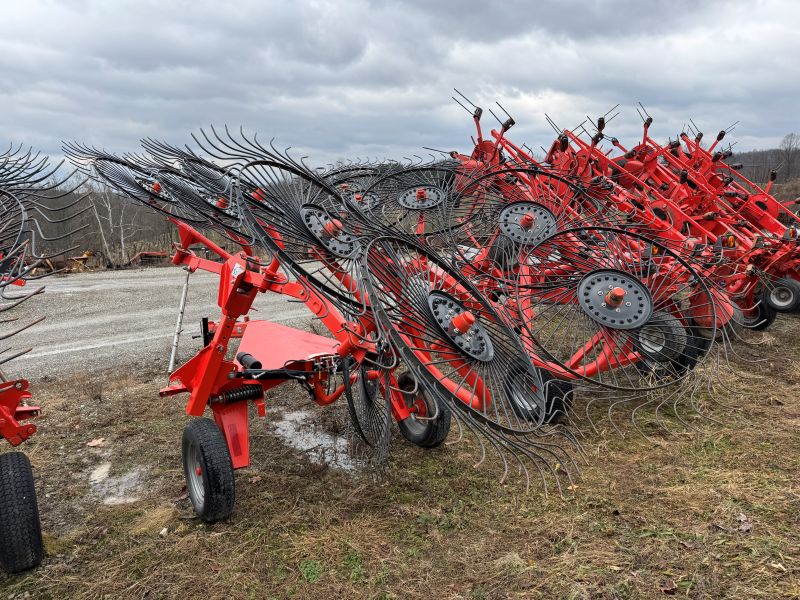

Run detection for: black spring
[[215, 384, 263, 403]]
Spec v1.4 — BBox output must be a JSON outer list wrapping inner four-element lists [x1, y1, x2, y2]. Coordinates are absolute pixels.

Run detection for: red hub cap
[[604, 286, 626, 308], [519, 212, 536, 231], [322, 218, 343, 238], [450, 310, 476, 333]]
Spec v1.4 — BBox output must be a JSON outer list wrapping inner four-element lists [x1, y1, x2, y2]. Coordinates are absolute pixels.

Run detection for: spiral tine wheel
[[505, 226, 721, 393], [362, 234, 580, 490]]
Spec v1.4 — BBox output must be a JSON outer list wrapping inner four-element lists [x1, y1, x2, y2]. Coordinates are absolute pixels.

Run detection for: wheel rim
[[401, 396, 431, 438], [769, 285, 795, 309], [397, 372, 432, 437], [638, 323, 667, 355], [185, 441, 205, 509]]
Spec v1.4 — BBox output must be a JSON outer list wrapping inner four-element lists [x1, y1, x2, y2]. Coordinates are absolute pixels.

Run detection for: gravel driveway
[[7, 267, 311, 381]]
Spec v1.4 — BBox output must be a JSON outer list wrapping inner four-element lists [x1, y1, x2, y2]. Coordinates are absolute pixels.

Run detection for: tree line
[[35, 183, 177, 268], [732, 133, 800, 185]]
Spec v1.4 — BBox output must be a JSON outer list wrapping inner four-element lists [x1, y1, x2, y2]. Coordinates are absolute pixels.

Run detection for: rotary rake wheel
[[63, 144, 252, 246], [141, 138, 235, 195], [237, 158, 372, 319], [353, 163, 472, 242], [139, 141, 248, 232], [137, 137, 266, 242], [510, 227, 718, 393], [584, 179, 756, 335], [363, 235, 579, 490], [437, 166, 623, 279]]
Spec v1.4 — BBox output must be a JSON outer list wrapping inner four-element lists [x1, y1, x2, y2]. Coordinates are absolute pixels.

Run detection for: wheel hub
[[301, 205, 361, 258], [577, 269, 653, 329], [771, 286, 793, 305], [428, 291, 494, 361], [498, 201, 557, 246], [398, 185, 447, 209], [338, 183, 381, 210]]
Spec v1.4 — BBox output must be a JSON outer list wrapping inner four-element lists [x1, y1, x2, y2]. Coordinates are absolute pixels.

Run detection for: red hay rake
[[60, 101, 762, 523], [1, 146, 88, 572], [479, 102, 800, 331]]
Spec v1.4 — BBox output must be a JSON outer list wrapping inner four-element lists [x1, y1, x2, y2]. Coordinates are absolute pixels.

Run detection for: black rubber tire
[[0, 452, 43, 573], [396, 372, 451, 448], [182, 418, 235, 523], [345, 364, 392, 448], [635, 311, 688, 363], [765, 277, 800, 312], [680, 326, 711, 370], [487, 235, 521, 272]]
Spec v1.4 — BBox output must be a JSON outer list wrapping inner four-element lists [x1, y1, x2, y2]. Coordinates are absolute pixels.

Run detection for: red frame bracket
[[0, 379, 38, 447]]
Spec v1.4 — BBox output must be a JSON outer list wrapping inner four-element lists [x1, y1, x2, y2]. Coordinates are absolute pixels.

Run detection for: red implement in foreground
[[159, 220, 442, 521]]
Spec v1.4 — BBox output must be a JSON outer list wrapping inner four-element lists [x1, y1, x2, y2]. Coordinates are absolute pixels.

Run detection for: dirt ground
[[1, 315, 799, 599]]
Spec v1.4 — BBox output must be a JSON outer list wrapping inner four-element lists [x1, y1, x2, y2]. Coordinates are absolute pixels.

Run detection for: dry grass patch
[[1, 318, 799, 598]]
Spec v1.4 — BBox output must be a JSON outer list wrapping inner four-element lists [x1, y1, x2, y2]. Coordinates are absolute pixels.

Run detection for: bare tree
[[87, 184, 151, 267], [780, 132, 800, 180]]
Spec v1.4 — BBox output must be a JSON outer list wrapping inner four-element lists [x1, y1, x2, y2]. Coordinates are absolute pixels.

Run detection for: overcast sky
[[1, 0, 798, 165]]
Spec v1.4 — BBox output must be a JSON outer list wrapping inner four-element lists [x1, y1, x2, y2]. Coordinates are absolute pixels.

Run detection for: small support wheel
[[680, 326, 712, 371], [0, 452, 43, 573], [396, 372, 451, 448], [503, 363, 571, 424], [765, 277, 800, 312], [635, 311, 688, 364], [182, 418, 235, 523]]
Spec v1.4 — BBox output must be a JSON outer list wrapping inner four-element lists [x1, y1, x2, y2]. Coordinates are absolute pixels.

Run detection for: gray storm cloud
[[1, 0, 797, 164]]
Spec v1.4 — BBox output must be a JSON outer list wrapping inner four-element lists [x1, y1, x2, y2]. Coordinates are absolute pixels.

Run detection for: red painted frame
[[158, 219, 415, 469]]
